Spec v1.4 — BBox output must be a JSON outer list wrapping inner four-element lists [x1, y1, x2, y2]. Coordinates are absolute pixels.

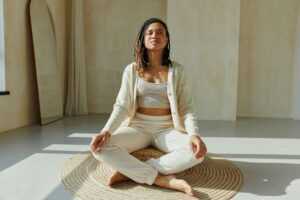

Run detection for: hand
[[90, 131, 111, 154], [189, 135, 207, 159]]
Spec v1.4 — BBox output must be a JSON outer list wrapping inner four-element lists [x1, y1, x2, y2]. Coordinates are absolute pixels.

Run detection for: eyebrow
[[146, 28, 164, 31]]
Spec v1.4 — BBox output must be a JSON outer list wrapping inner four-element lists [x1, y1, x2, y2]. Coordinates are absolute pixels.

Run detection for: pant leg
[[93, 126, 158, 185], [146, 129, 204, 175]]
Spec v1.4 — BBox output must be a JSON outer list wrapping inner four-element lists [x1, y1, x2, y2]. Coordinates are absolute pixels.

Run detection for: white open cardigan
[[101, 61, 201, 137]]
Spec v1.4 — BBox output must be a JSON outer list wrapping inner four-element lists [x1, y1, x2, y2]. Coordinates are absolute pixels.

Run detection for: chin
[[147, 46, 165, 51]]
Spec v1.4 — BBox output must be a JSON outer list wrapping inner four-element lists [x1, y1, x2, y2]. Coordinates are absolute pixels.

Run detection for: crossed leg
[[108, 171, 193, 196], [93, 127, 202, 196]]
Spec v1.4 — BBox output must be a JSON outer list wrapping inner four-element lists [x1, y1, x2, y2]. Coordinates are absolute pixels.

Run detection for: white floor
[[0, 114, 300, 200]]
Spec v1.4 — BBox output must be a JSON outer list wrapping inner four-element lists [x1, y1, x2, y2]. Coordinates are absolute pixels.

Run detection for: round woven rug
[[60, 148, 243, 200]]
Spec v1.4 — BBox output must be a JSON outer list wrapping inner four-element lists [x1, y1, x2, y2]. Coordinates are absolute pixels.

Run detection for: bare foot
[[108, 171, 130, 186], [154, 174, 193, 196]]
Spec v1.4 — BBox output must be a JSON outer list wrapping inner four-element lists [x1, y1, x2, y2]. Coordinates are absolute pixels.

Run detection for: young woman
[[90, 18, 207, 196]]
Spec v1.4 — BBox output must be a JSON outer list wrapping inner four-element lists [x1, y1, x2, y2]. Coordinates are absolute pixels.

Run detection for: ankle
[[153, 174, 164, 186], [154, 174, 174, 186]]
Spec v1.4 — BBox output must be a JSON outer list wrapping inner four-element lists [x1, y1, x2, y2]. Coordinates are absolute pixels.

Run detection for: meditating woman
[[90, 18, 207, 196]]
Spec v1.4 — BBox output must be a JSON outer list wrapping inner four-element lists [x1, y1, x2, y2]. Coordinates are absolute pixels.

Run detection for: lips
[[150, 40, 160, 44]]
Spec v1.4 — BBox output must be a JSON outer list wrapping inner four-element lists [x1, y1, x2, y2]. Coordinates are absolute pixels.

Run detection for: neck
[[147, 50, 163, 68]]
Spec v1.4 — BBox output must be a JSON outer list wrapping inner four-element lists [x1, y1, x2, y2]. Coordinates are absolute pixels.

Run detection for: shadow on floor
[[222, 157, 300, 197]]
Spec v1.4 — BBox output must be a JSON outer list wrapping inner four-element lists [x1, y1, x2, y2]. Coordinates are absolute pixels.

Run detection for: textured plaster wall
[[292, 0, 300, 120], [237, 0, 298, 118], [84, 0, 167, 113], [0, 0, 37, 133], [167, 0, 240, 120], [1, 0, 299, 133], [46, 0, 71, 108], [0, 0, 69, 133]]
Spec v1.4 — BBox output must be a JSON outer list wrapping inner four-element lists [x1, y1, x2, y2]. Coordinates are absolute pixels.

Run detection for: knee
[[92, 149, 108, 162], [185, 150, 205, 165], [92, 145, 118, 162], [194, 155, 205, 164], [93, 151, 102, 161]]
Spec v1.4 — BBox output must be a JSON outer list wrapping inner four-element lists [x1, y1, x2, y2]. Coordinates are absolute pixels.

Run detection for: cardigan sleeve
[[176, 65, 201, 136], [101, 66, 132, 134]]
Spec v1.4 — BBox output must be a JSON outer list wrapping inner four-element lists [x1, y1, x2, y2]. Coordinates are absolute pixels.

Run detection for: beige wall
[[84, 0, 167, 113], [0, 0, 37, 133], [46, 0, 71, 108], [84, 0, 299, 120], [1, 0, 299, 133], [292, 1, 300, 120], [0, 0, 69, 133], [237, 0, 298, 118], [167, 0, 240, 120]]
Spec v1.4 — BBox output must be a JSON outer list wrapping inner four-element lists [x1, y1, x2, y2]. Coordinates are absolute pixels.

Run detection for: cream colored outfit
[[100, 61, 200, 137], [93, 61, 204, 185], [136, 74, 170, 108]]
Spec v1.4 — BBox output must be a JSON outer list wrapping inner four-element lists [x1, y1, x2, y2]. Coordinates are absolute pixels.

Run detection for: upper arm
[[177, 66, 194, 116], [114, 67, 132, 112]]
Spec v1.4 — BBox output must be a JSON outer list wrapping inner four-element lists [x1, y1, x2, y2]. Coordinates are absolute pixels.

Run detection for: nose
[[151, 32, 157, 37], [152, 32, 161, 39]]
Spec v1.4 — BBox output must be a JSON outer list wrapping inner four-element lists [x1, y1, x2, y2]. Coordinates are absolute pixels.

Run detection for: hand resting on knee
[[90, 131, 111, 154]]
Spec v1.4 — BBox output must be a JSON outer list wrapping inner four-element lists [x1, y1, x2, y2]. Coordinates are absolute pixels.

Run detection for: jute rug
[[60, 148, 243, 200]]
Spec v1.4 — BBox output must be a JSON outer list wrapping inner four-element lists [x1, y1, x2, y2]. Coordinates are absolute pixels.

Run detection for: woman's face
[[144, 22, 168, 51]]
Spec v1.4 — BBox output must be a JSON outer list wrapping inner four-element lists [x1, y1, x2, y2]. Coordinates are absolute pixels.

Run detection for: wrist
[[106, 132, 111, 137], [189, 134, 200, 138], [98, 131, 111, 137]]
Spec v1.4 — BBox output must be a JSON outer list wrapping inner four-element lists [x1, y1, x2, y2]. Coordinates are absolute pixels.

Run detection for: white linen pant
[[93, 113, 204, 185]]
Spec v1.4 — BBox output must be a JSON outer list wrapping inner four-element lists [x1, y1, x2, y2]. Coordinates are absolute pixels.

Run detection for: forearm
[[183, 113, 201, 137], [101, 105, 129, 134]]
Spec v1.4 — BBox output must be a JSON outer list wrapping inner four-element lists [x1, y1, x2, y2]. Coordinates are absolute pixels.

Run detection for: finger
[[93, 138, 101, 149], [201, 141, 207, 154], [195, 141, 200, 154], [193, 144, 197, 153], [203, 144, 207, 154], [90, 139, 97, 153], [96, 135, 110, 152], [196, 151, 205, 158], [91, 136, 102, 153], [190, 143, 196, 154], [196, 144, 207, 158], [189, 140, 194, 152], [196, 145, 205, 157], [95, 139, 105, 152], [98, 134, 109, 147], [90, 144, 95, 153]]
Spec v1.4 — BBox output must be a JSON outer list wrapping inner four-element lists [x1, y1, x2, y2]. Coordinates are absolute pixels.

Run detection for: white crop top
[[136, 75, 170, 108]]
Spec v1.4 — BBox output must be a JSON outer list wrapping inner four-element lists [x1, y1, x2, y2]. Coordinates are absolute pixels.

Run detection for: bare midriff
[[137, 107, 171, 116]]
